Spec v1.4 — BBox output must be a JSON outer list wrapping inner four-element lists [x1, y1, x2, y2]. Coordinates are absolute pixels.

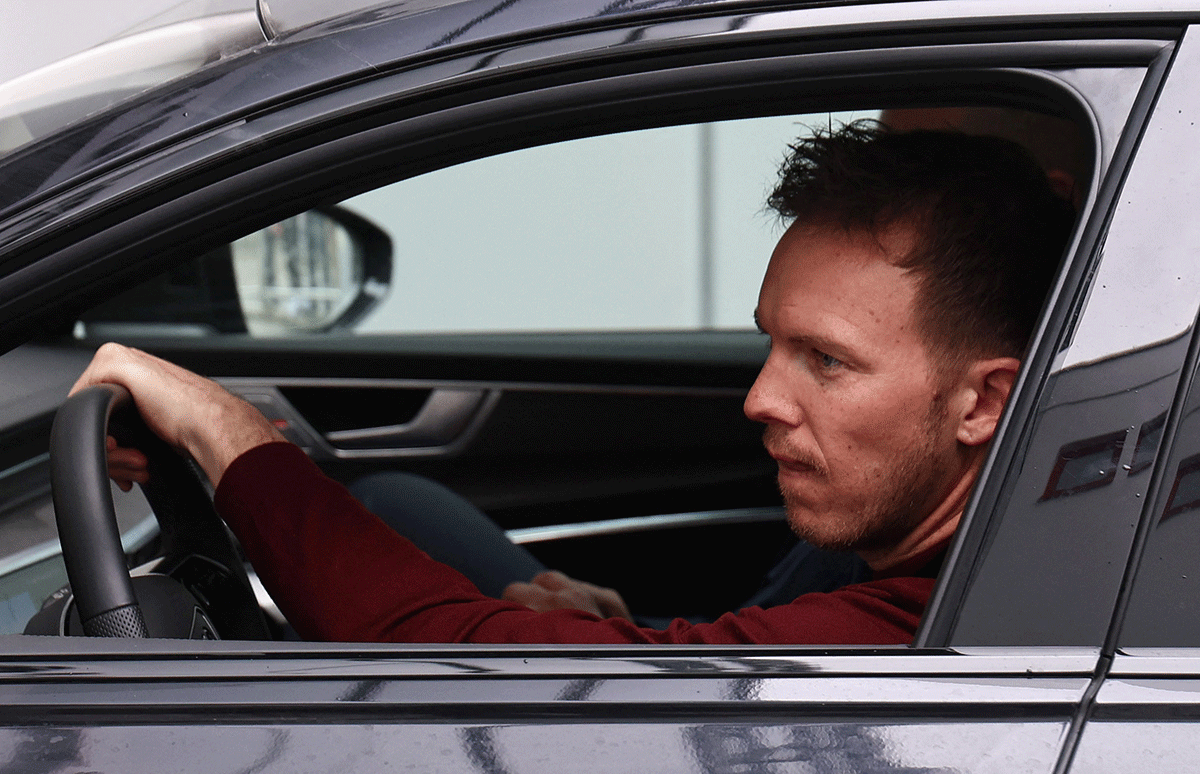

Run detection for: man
[[86, 123, 1073, 644], [503, 119, 1078, 621]]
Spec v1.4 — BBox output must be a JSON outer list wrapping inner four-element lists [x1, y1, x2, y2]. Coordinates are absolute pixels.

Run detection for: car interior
[[0, 90, 1092, 640]]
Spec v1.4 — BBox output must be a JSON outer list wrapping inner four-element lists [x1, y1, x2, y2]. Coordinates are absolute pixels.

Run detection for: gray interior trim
[[506, 506, 786, 544], [324, 388, 488, 448], [218, 376, 748, 398]]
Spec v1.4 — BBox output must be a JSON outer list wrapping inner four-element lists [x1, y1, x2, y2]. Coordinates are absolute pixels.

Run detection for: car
[[1, 0, 1199, 769]]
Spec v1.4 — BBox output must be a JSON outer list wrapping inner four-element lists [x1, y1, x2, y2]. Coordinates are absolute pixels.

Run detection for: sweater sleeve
[[214, 442, 931, 645]]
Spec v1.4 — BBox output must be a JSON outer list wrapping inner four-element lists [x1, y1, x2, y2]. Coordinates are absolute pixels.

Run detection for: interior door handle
[[323, 388, 487, 449]]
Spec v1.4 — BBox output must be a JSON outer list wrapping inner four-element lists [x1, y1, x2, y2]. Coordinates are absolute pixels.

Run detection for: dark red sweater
[[215, 442, 935, 644]]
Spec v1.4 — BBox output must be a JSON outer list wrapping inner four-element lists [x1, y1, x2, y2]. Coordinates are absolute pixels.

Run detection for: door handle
[[323, 388, 488, 449]]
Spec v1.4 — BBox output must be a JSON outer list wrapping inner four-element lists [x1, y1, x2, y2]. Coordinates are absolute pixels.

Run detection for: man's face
[[745, 222, 968, 553]]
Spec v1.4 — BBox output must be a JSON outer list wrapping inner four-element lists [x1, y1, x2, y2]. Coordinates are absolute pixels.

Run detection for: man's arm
[[217, 443, 930, 644], [76, 345, 930, 645]]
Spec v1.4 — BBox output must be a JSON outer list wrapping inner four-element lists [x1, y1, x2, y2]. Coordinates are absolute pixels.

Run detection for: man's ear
[[955, 357, 1020, 447]]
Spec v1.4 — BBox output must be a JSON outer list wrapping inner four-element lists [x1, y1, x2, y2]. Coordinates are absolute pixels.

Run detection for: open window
[[36, 87, 1105, 636]]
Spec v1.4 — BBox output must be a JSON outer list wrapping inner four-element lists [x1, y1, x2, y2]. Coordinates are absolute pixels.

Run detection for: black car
[[0, 0, 1198, 770]]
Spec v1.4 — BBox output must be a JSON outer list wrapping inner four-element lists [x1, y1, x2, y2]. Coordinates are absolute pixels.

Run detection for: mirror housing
[[76, 205, 391, 338]]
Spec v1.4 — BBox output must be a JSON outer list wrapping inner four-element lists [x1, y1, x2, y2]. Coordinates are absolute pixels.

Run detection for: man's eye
[[816, 352, 844, 370]]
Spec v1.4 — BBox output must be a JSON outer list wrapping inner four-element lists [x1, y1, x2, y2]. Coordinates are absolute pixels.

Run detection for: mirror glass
[[230, 210, 368, 335]]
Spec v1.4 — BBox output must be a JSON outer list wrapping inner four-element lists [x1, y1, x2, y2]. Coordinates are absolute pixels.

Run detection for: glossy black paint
[[0, 0, 795, 217], [0, 640, 1091, 771]]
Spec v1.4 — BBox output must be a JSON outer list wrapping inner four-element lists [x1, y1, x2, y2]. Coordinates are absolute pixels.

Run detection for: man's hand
[[502, 570, 634, 622], [71, 343, 285, 488], [106, 435, 149, 492]]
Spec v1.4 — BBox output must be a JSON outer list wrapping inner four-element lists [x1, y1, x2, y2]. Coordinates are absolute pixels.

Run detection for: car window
[[342, 112, 870, 335], [61, 96, 1102, 646], [39, 109, 870, 638], [76, 111, 875, 340]]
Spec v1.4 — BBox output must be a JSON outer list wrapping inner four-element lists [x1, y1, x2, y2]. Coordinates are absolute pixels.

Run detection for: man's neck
[[856, 456, 981, 575]]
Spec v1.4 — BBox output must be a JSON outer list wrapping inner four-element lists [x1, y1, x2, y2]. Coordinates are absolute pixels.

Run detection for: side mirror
[[76, 206, 391, 338]]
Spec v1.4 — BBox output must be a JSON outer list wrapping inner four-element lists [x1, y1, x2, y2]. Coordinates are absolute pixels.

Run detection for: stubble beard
[[770, 397, 953, 554]]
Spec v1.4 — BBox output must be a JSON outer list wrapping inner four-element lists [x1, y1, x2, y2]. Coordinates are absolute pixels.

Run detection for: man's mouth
[[773, 455, 817, 472], [770, 454, 825, 481], [763, 428, 826, 477]]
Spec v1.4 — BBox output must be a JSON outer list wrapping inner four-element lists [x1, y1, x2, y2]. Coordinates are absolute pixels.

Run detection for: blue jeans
[[349, 472, 870, 622]]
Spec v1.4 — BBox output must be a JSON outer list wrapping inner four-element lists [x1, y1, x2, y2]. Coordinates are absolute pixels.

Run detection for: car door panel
[[1070, 652, 1200, 773], [0, 642, 1092, 774], [123, 334, 775, 520]]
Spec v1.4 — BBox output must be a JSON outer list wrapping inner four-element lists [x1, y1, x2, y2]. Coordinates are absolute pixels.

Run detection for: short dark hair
[[767, 122, 1076, 369]]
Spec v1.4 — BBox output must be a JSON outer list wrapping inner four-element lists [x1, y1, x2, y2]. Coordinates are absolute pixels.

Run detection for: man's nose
[[744, 357, 800, 426]]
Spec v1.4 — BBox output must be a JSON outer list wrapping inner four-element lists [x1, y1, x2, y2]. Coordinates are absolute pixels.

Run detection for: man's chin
[[785, 501, 924, 555], [783, 505, 866, 553]]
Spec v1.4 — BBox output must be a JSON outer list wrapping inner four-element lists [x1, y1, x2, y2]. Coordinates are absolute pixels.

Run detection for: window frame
[[0, 11, 1174, 663]]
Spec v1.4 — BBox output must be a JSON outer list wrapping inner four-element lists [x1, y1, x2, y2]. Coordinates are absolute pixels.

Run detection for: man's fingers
[[106, 439, 149, 475], [105, 435, 150, 491], [501, 581, 553, 611], [587, 584, 635, 622], [529, 571, 574, 592], [508, 571, 633, 621], [502, 580, 595, 615], [106, 438, 148, 466], [106, 444, 150, 492], [501, 581, 533, 602]]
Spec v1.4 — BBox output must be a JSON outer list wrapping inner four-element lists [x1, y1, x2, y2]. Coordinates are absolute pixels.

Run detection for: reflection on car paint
[[1041, 429, 1127, 501], [0, 644, 1095, 768], [0, 721, 1071, 773], [1130, 412, 1167, 475], [952, 336, 1178, 646], [1119, 332, 1200, 644], [1039, 410, 1169, 501], [1162, 452, 1200, 521]]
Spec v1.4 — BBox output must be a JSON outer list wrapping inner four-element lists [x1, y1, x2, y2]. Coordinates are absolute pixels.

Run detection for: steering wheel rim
[[50, 383, 271, 639]]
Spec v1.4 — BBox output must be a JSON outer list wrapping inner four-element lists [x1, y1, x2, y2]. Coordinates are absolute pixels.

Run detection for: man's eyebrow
[[753, 313, 854, 359]]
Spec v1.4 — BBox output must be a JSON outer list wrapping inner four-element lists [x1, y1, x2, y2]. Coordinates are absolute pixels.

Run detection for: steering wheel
[[26, 384, 271, 639]]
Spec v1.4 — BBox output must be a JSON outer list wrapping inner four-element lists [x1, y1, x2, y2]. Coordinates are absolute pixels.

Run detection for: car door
[[1041, 24, 1200, 770], [0, 1, 1183, 771]]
